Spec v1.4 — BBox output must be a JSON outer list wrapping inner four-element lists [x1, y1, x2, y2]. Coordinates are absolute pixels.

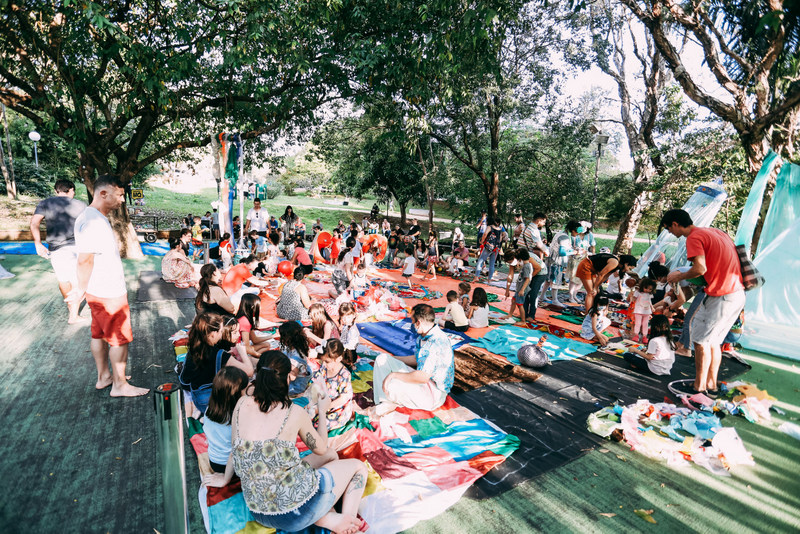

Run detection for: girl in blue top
[[203, 367, 249, 474]]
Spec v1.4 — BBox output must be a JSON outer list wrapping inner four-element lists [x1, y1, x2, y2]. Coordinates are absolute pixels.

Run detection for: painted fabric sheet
[[472, 325, 596, 364], [173, 341, 518, 534], [358, 319, 474, 357]]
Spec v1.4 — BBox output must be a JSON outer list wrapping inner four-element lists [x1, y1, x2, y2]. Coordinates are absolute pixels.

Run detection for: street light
[[590, 133, 610, 228], [28, 130, 40, 168]]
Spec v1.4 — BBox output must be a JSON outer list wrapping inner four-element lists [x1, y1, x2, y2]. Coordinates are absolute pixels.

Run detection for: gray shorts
[[690, 289, 745, 346]]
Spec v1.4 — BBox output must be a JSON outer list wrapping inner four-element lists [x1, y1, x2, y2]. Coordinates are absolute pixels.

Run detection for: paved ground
[[1, 253, 798, 533]]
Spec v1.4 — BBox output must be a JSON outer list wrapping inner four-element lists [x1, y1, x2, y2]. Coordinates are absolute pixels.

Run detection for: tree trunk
[[486, 171, 499, 222], [427, 185, 435, 230], [1, 104, 16, 199], [614, 189, 651, 254], [399, 200, 408, 226], [741, 134, 769, 175]]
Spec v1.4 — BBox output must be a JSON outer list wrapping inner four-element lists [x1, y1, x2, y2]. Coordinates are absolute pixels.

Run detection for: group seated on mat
[[174, 294, 518, 534], [168, 208, 744, 533]]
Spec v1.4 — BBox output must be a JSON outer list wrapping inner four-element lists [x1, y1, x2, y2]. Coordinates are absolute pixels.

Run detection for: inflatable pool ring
[[277, 260, 293, 277], [317, 231, 333, 249], [359, 233, 388, 262], [310, 234, 332, 264]]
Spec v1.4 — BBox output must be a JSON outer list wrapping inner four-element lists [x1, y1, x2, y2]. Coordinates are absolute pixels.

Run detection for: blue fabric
[[472, 325, 595, 364], [207, 492, 254, 534], [0, 241, 182, 257], [383, 419, 511, 462], [358, 319, 473, 357]]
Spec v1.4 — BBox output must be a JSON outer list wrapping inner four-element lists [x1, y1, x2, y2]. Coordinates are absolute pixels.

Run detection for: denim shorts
[[251, 467, 336, 531], [514, 292, 527, 305]]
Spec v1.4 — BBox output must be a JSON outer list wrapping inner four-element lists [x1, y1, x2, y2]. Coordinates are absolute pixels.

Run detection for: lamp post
[[28, 130, 41, 168], [590, 133, 609, 228]]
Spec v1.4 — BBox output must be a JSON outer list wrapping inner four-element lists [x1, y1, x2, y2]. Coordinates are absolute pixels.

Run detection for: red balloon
[[317, 231, 333, 248], [278, 260, 293, 277]]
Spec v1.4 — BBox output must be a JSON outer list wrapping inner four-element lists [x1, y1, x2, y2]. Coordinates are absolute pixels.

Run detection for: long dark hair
[[279, 320, 308, 358], [649, 315, 676, 349], [253, 351, 291, 412], [168, 236, 183, 250], [196, 264, 219, 311], [205, 367, 248, 424], [282, 206, 296, 223], [338, 236, 356, 263], [471, 287, 488, 308], [236, 293, 261, 329], [647, 261, 670, 281], [588, 294, 610, 317], [187, 311, 224, 366]]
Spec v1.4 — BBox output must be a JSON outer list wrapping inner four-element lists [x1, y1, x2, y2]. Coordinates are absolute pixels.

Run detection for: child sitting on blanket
[[236, 294, 275, 359], [439, 290, 469, 332], [401, 247, 417, 289], [622, 315, 675, 376], [305, 303, 340, 351], [307, 339, 355, 431], [457, 281, 472, 315], [580, 295, 611, 347], [278, 321, 311, 396], [337, 302, 361, 365], [468, 287, 490, 329], [203, 367, 249, 474], [351, 262, 370, 298]]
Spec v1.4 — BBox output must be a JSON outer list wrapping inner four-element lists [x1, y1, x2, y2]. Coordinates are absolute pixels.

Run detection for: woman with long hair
[[162, 236, 200, 288], [179, 312, 254, 415], [196, 263, 235, 315], [305, 303, 340, 349], [205, 351, 367, 534]]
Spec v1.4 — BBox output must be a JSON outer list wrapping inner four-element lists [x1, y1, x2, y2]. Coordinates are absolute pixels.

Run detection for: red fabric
[[222, 263, 251, 295], [466, 450, 508, 475], [685, 227, 743, 297], [401, 446, 455, 470], [363, 448, 418, 480], [426, 461, 483, 490], [206, 478, 243, 507], [190, 433, 208, 455], [338, 441, 367, 462]]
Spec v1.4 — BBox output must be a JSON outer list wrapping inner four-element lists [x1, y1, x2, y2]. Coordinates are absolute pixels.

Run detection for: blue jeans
[[475, 247, 499, 280], [524, 274, 547, 319], [251, 468, 336, 531]]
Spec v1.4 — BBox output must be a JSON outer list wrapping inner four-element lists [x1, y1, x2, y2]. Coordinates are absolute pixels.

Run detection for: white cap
[[579, 220, 592, 230]]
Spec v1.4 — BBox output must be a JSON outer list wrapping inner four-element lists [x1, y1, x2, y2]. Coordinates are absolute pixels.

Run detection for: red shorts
[[86, 294, 134, 346]]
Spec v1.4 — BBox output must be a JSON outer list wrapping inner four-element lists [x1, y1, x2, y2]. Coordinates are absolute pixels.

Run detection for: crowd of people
[[29, 183, 746, 532]]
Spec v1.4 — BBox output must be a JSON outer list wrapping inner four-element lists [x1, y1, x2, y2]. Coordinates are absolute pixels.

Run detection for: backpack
[[484, 227, 501, 252]]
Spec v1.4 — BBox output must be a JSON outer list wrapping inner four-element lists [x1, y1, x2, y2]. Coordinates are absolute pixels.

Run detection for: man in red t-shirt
[[221, 255, 268, 307], [662, 209, 745, 394]]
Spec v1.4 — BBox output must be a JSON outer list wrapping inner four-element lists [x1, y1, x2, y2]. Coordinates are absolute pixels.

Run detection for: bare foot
[[95, 376, 113, 390], [319, 513, 361, 534], [110, 383, 150, 397]]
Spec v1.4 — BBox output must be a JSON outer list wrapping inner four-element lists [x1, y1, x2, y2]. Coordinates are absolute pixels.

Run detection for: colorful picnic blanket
[[471, 325, 596, 364], [358, 319, 474, 357], [375, 281, 443, 301], [172, 337, 518, 534]]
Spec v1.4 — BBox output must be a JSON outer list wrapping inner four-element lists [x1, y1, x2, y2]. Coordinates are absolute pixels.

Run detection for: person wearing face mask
[[371, 304, 455, 414]]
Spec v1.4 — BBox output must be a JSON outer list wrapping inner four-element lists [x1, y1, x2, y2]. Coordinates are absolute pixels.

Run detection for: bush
[[265, 180, 282, 199], [0, 159, 77, 198]]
